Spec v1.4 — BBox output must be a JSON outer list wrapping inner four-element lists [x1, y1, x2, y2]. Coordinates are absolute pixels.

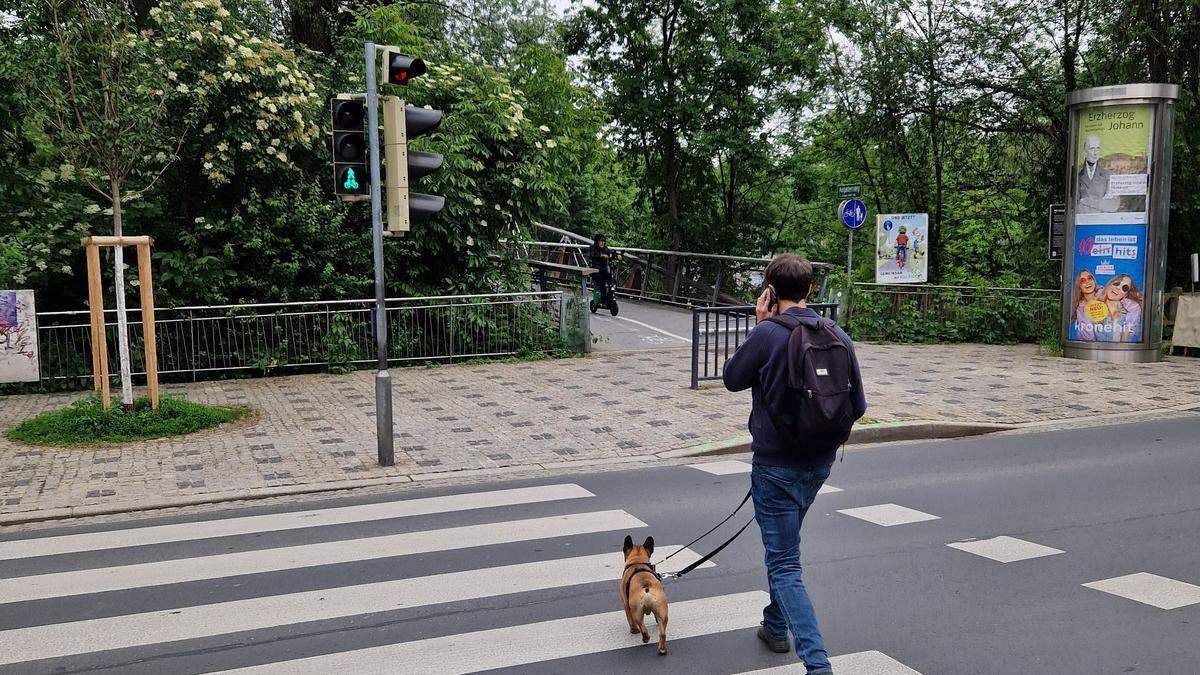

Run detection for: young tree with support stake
[[33, 0, 202, 407]]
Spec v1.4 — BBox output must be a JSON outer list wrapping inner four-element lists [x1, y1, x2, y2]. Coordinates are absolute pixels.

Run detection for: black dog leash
[[656, 487, 755, 582]]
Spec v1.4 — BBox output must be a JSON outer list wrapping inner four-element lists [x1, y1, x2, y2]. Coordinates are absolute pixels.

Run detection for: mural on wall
[[0, 290, 40, 383]]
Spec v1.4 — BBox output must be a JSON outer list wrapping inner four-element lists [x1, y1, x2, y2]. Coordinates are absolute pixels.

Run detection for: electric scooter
[[590, 259, 621, 316]]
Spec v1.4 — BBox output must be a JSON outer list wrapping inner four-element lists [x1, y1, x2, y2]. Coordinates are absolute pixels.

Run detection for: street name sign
[[837, 183, 863, 199]]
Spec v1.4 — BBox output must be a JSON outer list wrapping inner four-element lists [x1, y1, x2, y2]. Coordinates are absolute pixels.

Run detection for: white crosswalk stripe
[[686, 461, 843, 493], [739, 649, 923, 674], [0, 483, 594, 561], [1083, 572, 1200, 610], [0, 546, 713, 665], [0, 509, 645, 603], [947, 536, 1064, 563], [213, 591, 771, 675], [838, 503, 939, 527]]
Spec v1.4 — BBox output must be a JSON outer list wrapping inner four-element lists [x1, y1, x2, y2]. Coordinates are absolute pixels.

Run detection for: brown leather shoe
[[757, 625, 790, 653]]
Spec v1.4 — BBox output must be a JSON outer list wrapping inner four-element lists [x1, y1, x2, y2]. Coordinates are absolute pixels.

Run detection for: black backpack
[[764, 313, 860, 449]]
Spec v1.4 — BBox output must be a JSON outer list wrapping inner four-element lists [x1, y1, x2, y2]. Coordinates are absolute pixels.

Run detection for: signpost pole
[[846, 226, 854, 326], [837, 195, 866, 329], [365, 41, 394, 467]]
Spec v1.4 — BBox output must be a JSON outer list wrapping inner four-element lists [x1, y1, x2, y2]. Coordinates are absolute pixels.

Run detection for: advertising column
[[1062, 85, 1178, 363]]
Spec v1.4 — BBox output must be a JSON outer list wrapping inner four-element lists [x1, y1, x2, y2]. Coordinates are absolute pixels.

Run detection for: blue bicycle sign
[[839, 199, 867, 230]]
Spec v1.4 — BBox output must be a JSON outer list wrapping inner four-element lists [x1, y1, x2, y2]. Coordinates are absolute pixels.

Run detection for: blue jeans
[[751, 462, 833, 674]]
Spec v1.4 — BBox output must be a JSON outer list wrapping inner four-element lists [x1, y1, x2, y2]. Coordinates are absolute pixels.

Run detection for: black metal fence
[[690, 303, 839, 388], [25, 292, 568, 389]]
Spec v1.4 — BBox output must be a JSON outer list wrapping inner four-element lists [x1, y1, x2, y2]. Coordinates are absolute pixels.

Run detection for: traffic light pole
[[365, 41, 394, 467]]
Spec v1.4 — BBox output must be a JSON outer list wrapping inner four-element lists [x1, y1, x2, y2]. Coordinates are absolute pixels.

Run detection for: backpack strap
[[764, 312, 816, 389]]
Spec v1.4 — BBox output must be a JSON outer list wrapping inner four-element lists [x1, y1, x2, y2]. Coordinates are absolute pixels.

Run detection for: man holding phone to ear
[[724, 253, 867, 675]]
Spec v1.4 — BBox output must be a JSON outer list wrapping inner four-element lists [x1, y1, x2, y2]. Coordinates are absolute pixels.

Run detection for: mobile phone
[[767, 288, 778, 312]]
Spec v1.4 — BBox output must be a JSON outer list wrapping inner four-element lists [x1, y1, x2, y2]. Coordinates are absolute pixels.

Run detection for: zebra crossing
[[0, 477, 919, 675], [3, 456, 1197, 673]]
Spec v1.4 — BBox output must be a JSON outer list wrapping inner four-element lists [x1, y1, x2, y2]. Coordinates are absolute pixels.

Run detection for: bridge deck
[[588, 299, 694, 351]]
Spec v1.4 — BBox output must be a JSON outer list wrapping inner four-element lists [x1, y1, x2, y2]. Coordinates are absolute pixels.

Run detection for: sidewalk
[[3, 344, 1200, 521]]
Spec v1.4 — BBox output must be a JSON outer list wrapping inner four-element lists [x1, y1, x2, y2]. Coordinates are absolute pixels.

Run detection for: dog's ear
[[643, 536, 654, 556], [623, 534, 633, 556]]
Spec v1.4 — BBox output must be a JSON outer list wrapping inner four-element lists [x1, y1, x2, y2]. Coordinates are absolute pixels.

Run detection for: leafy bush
[[850, 286, 1057, 345], [322, 313, 362, 374]]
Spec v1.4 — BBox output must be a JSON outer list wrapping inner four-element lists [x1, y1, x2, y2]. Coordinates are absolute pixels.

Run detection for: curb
[[655, 421, 1014, 460], [0, 415, 1163, 527], [0, 475, 412, 527]]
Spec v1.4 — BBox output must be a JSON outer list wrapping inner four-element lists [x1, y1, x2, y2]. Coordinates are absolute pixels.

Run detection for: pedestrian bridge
[[514, 223, 841, 354]]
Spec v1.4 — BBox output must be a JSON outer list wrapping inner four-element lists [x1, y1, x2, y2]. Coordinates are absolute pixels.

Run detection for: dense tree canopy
[[1, 0, 1197, 313]]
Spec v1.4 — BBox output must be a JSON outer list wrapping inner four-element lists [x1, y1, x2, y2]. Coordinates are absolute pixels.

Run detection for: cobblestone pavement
[[2, 344, 1199, 519]]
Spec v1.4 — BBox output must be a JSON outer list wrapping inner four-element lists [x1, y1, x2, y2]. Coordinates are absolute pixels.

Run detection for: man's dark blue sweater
[[722, 306, 867, 468]]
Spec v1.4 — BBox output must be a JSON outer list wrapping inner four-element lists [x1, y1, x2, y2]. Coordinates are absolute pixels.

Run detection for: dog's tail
[[637, 584, 656, 613]]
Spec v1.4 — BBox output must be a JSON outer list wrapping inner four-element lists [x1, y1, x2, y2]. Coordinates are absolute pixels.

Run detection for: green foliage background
[[0, 0, 1197, 348]]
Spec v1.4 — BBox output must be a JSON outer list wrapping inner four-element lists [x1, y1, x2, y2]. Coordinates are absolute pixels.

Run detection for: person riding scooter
[[588, 234, 623, 315]]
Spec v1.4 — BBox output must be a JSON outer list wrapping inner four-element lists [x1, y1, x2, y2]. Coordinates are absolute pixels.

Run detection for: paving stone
[[2, 344, 1198, 518]]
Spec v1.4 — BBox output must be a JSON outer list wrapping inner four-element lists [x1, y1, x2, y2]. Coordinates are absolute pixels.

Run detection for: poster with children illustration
[[875, 213, 928, 284], [0, 290, 40, 383], [1068, 224, 1147, 343]]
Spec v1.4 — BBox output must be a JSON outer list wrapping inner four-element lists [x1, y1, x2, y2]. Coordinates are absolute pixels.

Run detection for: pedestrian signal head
[[330, 97, 369, 197]]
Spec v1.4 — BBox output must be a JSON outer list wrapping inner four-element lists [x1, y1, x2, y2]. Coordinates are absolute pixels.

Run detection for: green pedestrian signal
[[330, 98, 369, 197]]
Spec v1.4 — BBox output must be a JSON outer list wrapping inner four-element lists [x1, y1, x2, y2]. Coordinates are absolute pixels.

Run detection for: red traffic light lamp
[[386, 51, 426, 86]]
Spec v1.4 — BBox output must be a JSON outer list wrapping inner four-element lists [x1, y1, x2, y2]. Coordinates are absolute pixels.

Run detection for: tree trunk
[[664, 135, 683, 289], [924, 0, 942, 284], [289, 0, 336, 55], [659, 3, 683, 291], [110, 176, 134, 408]]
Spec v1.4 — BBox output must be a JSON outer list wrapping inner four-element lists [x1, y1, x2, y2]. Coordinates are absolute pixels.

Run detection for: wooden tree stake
[[82, 236, 158, 410]]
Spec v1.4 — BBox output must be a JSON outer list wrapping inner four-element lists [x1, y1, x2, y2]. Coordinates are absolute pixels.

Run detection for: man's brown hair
[[764, 253, 813, 302]]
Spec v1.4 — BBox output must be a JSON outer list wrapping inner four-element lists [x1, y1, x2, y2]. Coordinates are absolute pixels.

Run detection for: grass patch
[[5, 395, 249, 446], [1037, 333, 1064, 357]]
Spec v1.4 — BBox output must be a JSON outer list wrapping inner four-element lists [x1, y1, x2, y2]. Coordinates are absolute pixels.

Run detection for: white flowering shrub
[[150, 0, 323, 184]]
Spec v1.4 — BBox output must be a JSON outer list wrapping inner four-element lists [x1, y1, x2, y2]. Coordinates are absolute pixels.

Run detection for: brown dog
[[621, 535, 669, 655]]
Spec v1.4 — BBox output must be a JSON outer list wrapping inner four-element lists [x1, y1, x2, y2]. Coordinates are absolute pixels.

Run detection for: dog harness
[[623, 561, 662, 597]]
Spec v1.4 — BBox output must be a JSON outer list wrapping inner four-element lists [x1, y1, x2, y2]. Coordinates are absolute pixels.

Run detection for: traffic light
[[386, 51, 426, 85], [381, 50, 445, 234], [330, 98, 368, 197]]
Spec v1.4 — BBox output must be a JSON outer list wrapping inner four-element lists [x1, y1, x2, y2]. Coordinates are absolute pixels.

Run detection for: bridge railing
[[518, 234, 836, 307], [690, 303, 840, 389], [28, 291, 569, 388]]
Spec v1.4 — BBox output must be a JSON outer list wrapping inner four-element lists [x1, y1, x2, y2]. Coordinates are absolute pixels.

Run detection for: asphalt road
[[590, 298, 696, 350], [1, 415, 1199, 674]]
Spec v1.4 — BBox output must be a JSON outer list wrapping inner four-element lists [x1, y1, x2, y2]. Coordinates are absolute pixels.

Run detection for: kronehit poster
[[1069, 224, 1147, 343]]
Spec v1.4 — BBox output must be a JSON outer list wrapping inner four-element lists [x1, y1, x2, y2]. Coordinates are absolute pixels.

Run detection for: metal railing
[[30, 292, 569, 387], [518, 225, 837, 307], [690, 303, 839, 388]]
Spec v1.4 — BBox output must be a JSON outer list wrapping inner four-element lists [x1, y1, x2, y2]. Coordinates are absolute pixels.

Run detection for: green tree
[[24, 0, 210, 405]]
